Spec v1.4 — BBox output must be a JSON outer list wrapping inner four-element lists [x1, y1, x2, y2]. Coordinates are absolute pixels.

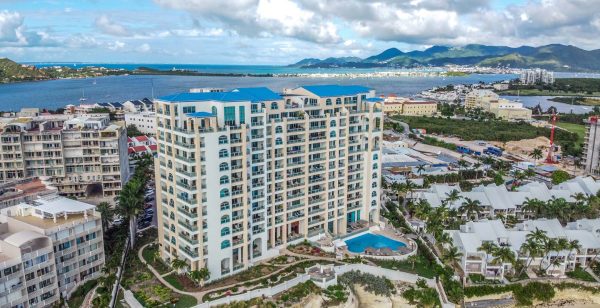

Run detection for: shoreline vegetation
[[495, 78, 600, 106]]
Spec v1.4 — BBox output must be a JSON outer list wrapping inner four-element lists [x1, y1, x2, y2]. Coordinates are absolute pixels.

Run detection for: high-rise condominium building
[[584, 116, 600, 175], [155, 85, 383, 280], [0, 195, 104, 307], [0, 113, 130, 198], [520, 68, 554, 85]]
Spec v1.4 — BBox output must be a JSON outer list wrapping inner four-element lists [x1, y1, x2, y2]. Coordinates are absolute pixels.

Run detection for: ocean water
[[0, 64, 597, 113], [0, 73, 514, 112]]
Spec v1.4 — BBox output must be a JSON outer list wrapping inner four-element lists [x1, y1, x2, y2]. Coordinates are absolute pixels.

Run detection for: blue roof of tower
[[299, 85, 371, 97], [158, 87, 281, 103]]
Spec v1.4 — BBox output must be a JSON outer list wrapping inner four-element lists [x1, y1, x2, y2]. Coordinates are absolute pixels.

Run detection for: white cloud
[[138, 43, 151, 52], [108, 40, 125, 50], [95, 14, 131, 37]]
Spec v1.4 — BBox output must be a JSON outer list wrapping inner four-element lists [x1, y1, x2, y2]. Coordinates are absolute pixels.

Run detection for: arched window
[[168, 187, 173, 194], [271, 102, 278, 110], [212, 106, 218, 116], [330, 131, 336, 138], [168, 173, 173, 181], [221, 227, 230, 236], [373, 153, 378, 160], [372, 182, 377, 188], [371, 191, 377, 197], [167, 160, 172, 168], [372, 172, 378, 179], [218, 135, 228, 144], [336, 98, 342, 105], [371, 200, 377, 207], [220, 202, 230, 211], [373, 163, 378, 169], [169, 212, 174, 219], [330, 120, 336, 127], [326, 99, 332, 106], [171, 236, 176, 244], [219, 149, 229, 158], [275, 137, 282, 145], [221, 215, 230, 224], [170, 224, 175, 232], [219, 163, 229, 171], [169, 199, 174, 207], [220, 188, 230, 198], [221, 240, 231, 249], [275, 126, 283, 134], [220, 176, 229, 185]]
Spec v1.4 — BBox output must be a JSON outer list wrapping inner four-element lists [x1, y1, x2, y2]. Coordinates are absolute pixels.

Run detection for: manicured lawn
[[164, 273, 185, 290], [175, 294, 198, 308], [555, 122, 586, 145], [566, 267, 597, 282]]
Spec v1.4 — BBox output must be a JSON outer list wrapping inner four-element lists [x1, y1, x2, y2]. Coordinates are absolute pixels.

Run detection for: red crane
[[545, 113, 557, 164]]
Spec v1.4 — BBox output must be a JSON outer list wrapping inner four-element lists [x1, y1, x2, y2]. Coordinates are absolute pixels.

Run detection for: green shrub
[[338, 271, 394, 297]]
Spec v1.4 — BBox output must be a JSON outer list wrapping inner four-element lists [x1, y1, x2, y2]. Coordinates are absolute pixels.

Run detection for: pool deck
[[333, 225, 418, 260]]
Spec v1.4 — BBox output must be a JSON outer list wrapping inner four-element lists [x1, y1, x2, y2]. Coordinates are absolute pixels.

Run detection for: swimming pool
[[344, 233, 407, 253]]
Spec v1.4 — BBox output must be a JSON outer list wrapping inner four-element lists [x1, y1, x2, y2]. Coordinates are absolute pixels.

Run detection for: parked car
[[113, 216, 124, 225], [145, 208, 154, 215], [138, 220, 151, 229]]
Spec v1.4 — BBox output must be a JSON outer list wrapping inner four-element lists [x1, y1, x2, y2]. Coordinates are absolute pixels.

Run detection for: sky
[[1, 0, 600, 64]]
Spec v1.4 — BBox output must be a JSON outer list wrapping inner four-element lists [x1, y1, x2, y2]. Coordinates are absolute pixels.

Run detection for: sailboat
[[79, 89, 87, 103]]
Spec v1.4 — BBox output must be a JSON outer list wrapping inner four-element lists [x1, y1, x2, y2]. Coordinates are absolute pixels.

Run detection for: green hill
[[0, 58, 48, 82]]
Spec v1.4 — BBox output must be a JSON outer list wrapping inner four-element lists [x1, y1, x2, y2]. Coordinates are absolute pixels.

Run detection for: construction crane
[[545, 113, 557, 163]]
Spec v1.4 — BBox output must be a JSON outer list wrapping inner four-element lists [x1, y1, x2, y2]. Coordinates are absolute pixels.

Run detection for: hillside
[[0, 58, 47, 82], [290, 44, 600, 71]]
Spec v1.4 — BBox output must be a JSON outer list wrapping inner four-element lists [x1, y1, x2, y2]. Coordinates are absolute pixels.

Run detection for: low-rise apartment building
[[0, 114, 130, 198], [0, 177, 57, 210], [0, 195, 104, 306], [155, 85, 383, 281], [124, 111, 157, 135], [382, 97, 437, 116], [465, 90, 531, 121], [447, 218, 600, 280]]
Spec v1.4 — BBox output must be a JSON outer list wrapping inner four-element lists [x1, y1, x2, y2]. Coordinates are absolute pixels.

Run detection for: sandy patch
[[293, 294, 323, 308], [352, 284, 416, 308], [534, 288, 600, 308]]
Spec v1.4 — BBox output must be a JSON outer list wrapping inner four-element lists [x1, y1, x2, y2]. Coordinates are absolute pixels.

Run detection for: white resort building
[[0, 195, 104, 307], [154, 85, 383, 281], [0, 113, 130, 198], [447, 218, 600, 280]]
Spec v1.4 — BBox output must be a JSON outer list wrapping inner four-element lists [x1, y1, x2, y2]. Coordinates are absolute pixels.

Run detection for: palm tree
[[437, 232, 453, 247], [407, 254, 419, 270], [478, 242, 498, 264], [473, 162, 482, 179], [442, 246, 463, 265], [518, 238, 542, 276], [171, 257, 188, 273], [491, 247, 516, 273], [443, 189, 461, 208], [116, 177, 145, 247], [527, 228, 549, 246], [529, 148, 544, 165], [96, 201, 113, 232], [188, 267, 210, 286], [459, 198, 482, 221], [521, 198, 545, 219], [416, 164, 426, 176], [565, 240, 582, 268]]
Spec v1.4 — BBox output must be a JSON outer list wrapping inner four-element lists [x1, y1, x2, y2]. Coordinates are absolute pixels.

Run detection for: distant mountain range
[[290, 44, 600, 72]]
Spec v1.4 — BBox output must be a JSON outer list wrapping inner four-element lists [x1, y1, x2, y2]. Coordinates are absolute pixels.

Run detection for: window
[[371, 191, 377, 197], [220, 189, 230, 198], [220, 176, 229, 185], [330, 131, 336, 138], [275, 126, 282, 134], [221, 240, 231, 249], [220, 202, 230, 211], [221, 215, 230, 224], [373, 153, 378, 160], [336, 98, 342, 105], [221, 227, 230, 236], [271, 102, 278, 110], [182, 106, 196, 114], [330, 120, 336, 127], [219, 149, 229, 158], [218, 135, 228, 144], [372, 172, 378, 179], [372, 182, 377, 188], [326, 99, 332, 105], [371, 200, 376, 207], [219, 163, 229, 171], [239, 106, 246, 124], [275, 137, 282, 145], [211, 106, 218, 116], [224, 106, 236, 125]]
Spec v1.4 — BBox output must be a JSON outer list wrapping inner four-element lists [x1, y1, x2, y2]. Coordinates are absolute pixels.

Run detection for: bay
[[0, 73, 514, 112]]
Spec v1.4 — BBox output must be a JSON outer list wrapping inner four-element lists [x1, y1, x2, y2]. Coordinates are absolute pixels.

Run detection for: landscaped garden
[[369, 253, 438, 279], [287, 240, 336, 258], [142, 243, 171, 275], [122, 229, 197, 307], [566, 266, 597, 282]]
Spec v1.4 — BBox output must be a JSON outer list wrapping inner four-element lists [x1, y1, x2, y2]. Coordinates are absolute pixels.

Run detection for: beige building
[[0, 113, 130, 198], [0, 196, 104, 306], [382, 97, 437, 116], [154, 85, 383, 281], [465, 90, 531, 121]]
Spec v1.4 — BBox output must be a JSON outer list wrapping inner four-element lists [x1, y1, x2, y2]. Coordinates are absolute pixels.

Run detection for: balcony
[[179, 245, 199, 258], [177, 207, 198, 219], [177, 181, 196, 191], [178, 220, 198, 232], [174, 141, 196, 149], [176, 168, 196, 177], [179, 233, 199, 245], [175, 155, 196, 163]]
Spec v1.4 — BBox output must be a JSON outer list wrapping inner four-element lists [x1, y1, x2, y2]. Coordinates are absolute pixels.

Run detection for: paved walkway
[[81, 285, 98, 308], [134, 242, 340, 303], [124, 290, 144, 308]]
